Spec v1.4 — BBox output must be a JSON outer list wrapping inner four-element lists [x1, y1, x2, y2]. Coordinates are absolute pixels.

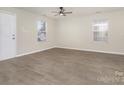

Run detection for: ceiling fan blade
[[52, 11, 59, 13], [64, 12, 72, 14]]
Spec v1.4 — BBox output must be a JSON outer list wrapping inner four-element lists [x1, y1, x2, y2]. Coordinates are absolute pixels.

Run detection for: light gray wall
[[1, 8, 124, 55], [0, 8, 56, 55], [56, 10, 124, 54]]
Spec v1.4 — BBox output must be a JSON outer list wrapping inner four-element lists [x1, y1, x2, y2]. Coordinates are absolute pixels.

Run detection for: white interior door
[[0, 12, 16, 61]]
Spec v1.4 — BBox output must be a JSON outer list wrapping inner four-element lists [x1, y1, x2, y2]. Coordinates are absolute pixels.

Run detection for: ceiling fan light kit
[[60, 12, 65, 16]]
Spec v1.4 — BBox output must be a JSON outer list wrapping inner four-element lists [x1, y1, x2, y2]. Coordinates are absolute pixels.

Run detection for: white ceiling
[[19, 7, 124, 19]]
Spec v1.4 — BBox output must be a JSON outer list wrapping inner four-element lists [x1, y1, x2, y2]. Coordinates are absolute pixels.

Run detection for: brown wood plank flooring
[[0, 48, 124, 85]]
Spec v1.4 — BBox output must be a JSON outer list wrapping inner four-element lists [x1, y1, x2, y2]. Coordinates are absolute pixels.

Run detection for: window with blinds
[[37, 20, 46, 42], [92, 20, 108, 42]]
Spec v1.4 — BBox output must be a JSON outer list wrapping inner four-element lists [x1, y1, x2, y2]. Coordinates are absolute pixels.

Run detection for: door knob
[[12, 37, 15, 40]]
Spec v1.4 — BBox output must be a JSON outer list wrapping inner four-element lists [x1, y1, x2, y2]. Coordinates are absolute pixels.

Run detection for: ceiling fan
[[52, 7, 72, 16]]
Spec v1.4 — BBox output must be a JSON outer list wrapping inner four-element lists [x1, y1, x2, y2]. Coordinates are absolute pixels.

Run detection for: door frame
[[0, 10, 17, 61]]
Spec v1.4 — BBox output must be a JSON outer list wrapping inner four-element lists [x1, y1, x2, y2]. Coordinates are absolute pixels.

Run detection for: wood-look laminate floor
[[0, 48, 124, 85]]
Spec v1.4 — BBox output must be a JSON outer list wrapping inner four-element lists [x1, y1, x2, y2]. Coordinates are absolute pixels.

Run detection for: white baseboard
[[56, 46, 124, 55], [16, 46, 55, 57], [0, 46, 55, 61], [0, 56, 16, 61], [1, 46, 123, 62]]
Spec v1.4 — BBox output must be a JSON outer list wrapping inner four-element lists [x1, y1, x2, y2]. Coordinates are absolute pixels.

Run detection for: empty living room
[[0, 5, 124, 86]]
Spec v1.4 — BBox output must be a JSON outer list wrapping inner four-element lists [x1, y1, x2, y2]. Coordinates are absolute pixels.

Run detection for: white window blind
[[37, 20, 46, 41], [92, 20, 108, 41]]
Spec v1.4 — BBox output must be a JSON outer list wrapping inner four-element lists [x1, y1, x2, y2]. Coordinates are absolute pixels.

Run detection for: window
[[37, 20, 46, 41], [92, 20, 108, 42]]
